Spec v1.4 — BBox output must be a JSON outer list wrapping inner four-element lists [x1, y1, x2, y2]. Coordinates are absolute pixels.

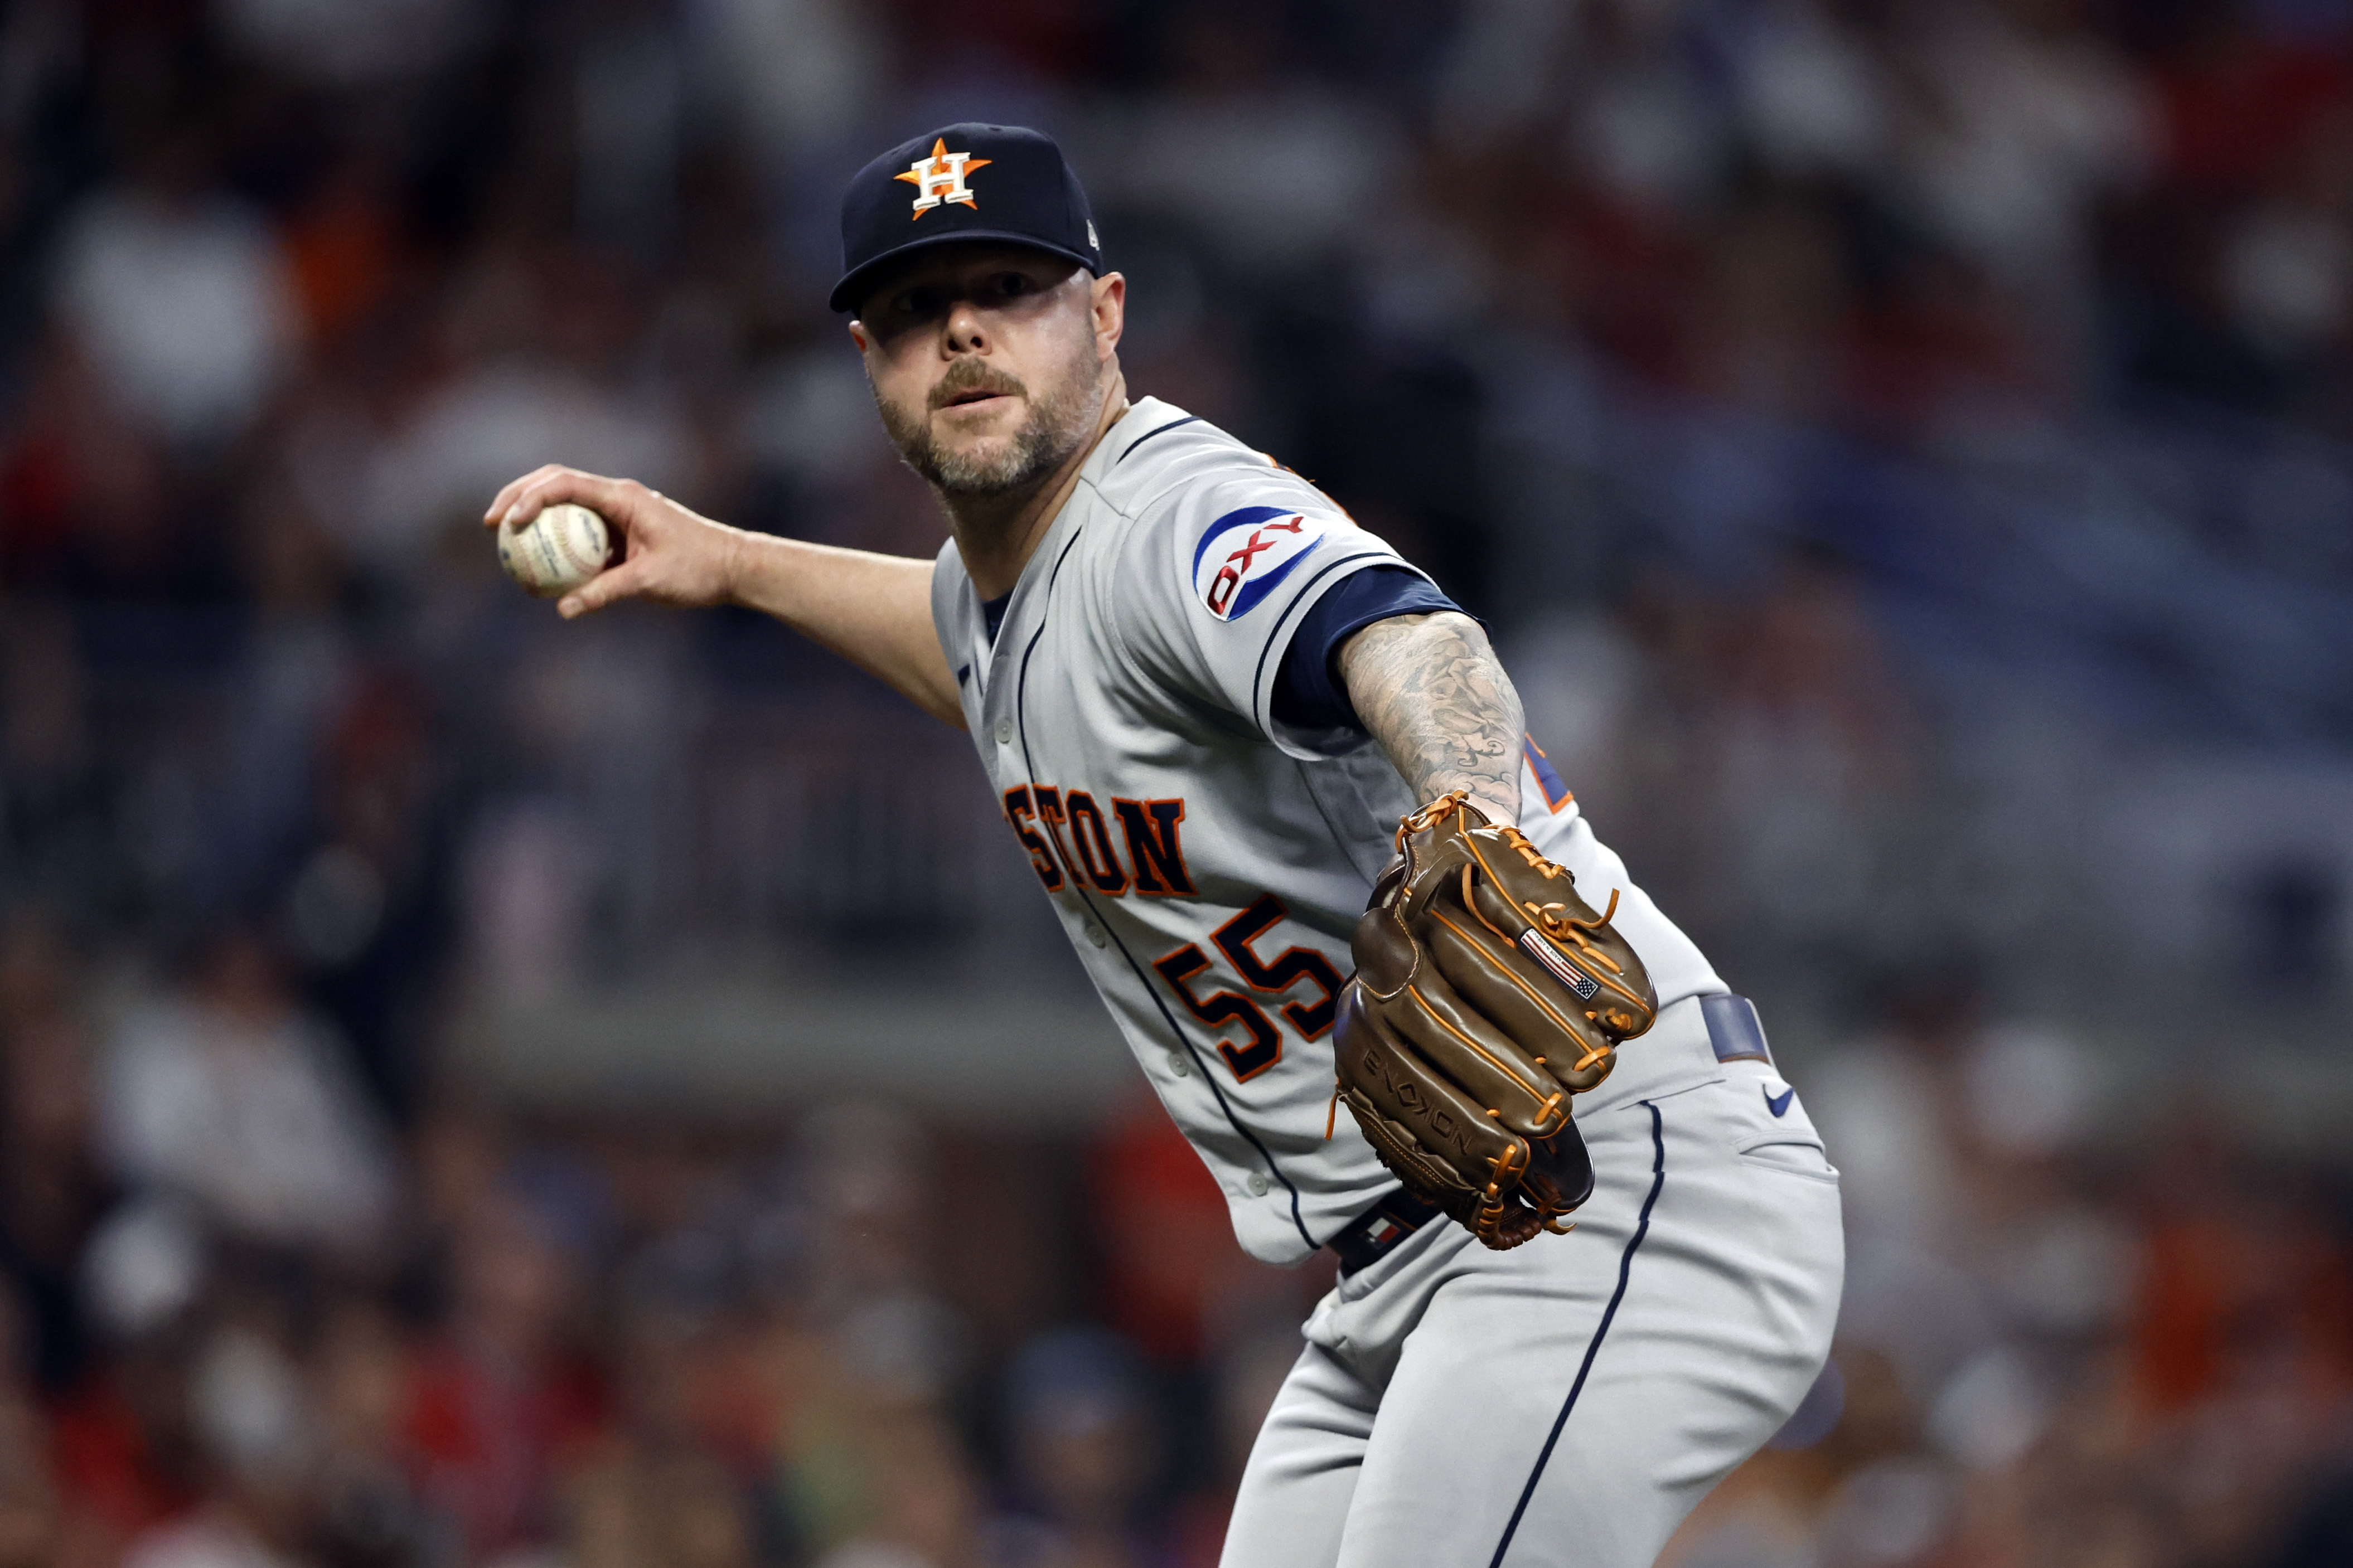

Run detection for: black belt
[[1325, 1188, 1444, 1276]]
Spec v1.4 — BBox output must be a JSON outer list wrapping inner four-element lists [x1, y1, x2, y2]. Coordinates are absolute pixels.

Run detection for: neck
[[946, 373, 1129, 599]]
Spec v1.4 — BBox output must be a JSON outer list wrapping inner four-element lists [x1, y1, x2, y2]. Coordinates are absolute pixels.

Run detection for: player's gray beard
[[878, 336, 1103, 498]]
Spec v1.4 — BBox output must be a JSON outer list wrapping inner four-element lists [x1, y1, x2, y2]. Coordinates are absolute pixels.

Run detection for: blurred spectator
[[122, 1326, 316, 1568], [788, 1104, 966, 1380], [999, 1328, 1159, 1568], [352, 242, 694, 579], [97, 931, 395, 1255], [805, 1400, 991, 1568], [0, 605, 103, 906], [1160, 1327, 1301, 1568], [553, 1229, 766, 1568], [49, 142, 299, 453], [564, 1444, 753, 1568], [687, 0, 883, 179], [274, 150, 409, 349], [215, 0, 480, 87], [0, 334, 195, 598], [1084, 11, 1405, 271], [1898, 1, 2153, 293], [309, 1298, 437, 1568], [1087, 1095, 1311, 1365], [0, 916, 112, 1396], [0, 1283, 60, 1568], [47, 1300, 205, 1567], [402, 1179, 606, 1564], [289, 669, 456, 1124]]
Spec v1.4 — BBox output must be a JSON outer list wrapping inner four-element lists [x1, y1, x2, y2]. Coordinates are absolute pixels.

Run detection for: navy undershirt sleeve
[[1271, 565, 1463, 735]]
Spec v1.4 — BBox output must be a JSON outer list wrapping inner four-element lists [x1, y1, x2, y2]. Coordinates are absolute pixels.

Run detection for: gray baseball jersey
[[933, 396, 1727, 1265]]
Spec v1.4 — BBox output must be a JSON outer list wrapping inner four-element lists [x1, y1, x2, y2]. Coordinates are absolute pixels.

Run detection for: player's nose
[[942, 297, 990, 353]]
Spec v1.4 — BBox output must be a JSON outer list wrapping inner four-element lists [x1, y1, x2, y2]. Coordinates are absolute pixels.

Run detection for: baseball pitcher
[[486, 124, 1843, 1568]]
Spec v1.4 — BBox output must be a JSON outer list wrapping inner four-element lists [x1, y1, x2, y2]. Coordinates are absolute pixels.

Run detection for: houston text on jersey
[[1003, 787, 1194, 896]]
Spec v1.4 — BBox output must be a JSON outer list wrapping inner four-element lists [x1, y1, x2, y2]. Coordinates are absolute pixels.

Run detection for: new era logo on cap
[[831, 123, 1105, 313]]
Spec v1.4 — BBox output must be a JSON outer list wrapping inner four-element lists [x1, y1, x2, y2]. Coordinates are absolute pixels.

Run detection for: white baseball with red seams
[[931, 396, 1844, 1568], [497, 502, 612, 598]]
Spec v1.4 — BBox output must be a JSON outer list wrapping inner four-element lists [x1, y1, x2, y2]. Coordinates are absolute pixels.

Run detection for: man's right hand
[[484, 465, 742, 620], [483, 462, 962, 724]]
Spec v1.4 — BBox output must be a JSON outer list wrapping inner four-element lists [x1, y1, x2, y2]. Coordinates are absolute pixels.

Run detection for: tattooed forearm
[[1339, 611, 1525, 824]]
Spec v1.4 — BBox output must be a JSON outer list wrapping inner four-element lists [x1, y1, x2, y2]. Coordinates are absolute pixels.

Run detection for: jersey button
[[993, 717, 1012, 744], [1247, 1172, 1271, 1196], [1084, 923, 1107, 948], [1166, 1051, 1190, 1077]]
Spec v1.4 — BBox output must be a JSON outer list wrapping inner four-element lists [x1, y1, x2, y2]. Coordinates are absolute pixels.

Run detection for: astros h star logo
[[896, 139, 992, 219]]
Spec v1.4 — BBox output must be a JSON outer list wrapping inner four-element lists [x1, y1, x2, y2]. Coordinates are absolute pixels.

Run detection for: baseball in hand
[[497, 503, 616, 598]]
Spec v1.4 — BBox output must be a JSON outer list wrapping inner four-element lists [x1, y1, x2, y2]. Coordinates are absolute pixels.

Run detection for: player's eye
[[993, 272, 1033, 298]]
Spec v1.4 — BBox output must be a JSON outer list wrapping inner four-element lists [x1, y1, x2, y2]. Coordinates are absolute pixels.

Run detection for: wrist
[[1466, 789, 1521, 827], [713, 521, 755, 608], [1408, 783, 1519, 827]]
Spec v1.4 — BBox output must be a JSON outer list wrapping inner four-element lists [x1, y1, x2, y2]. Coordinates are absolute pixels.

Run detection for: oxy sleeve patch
[[1190, 506, 1330, 621]]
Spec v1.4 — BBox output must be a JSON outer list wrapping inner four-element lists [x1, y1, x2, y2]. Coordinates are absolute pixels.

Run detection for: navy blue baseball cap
[[830, 123, 1104, 314]]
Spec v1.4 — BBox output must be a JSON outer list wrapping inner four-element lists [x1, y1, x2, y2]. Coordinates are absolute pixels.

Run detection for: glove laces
[[1397, 788, 1472, 849], [1521, 889, 1625, 975]]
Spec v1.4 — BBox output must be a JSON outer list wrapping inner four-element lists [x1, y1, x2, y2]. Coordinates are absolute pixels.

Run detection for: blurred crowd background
[[3, 1, 2353, 1566]]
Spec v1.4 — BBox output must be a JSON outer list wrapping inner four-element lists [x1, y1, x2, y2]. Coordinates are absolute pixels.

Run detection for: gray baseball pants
[[1220, 996, 1845, 1568]]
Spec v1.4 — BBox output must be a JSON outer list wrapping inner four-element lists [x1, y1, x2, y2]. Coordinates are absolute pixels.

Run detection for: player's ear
[[847, 319, 872, 353], [1091, 271, 1125, 356]]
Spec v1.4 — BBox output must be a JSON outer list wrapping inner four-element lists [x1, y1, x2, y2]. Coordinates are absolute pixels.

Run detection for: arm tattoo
[[1339, 611, 1526, 824]]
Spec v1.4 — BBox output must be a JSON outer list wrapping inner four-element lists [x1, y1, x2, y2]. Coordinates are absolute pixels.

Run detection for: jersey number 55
[[1150, 895, 1344, 1082]]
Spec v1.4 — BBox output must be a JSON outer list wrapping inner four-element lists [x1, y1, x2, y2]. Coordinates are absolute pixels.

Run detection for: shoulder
[[931, 532, 970, 586], [1084, 400, 1328, 523], [928, 532, 974, 624], [1086, 404, 1369, 621]]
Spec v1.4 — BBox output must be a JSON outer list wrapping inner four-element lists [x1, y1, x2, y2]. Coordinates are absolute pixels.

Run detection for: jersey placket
[[996, 502, 1323, 1255]]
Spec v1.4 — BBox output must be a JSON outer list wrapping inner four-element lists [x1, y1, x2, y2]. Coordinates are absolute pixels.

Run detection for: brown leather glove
[[1334, 790, 1659, 1250]]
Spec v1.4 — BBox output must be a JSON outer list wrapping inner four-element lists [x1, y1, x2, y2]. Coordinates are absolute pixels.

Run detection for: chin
[[936, 429, 1022, 468], [935, 401, 1024, 438]]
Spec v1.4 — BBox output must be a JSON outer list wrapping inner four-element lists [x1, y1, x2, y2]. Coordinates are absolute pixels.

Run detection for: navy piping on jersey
[[1116, 414, 1202, 464], [1488, 1099, 1668, 1567], [1009, 520, 1319, 1255]]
